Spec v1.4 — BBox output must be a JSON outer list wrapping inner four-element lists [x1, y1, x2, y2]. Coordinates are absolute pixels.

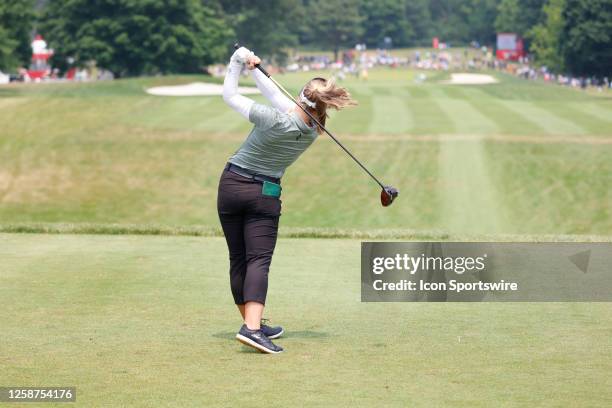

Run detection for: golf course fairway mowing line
[[404, 87, 456, 135], [455, 86, 546, 136], [439, 138, 506, 234], [498, 99, 586, 136], [433, 89, 500, 136], [369, 139, 422, 227], [568, 101, 612, 124], [1, 233, 611, 407], [369, 95, 412, 135], [549, 101, 612, 136]]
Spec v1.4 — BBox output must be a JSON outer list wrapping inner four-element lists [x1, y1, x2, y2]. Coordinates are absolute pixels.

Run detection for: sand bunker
[[443, 73, 498, 85], [146, 82, 259, 96]]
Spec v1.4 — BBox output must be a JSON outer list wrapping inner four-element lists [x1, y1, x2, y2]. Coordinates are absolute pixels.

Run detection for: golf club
[[234, 43, 399, 207]]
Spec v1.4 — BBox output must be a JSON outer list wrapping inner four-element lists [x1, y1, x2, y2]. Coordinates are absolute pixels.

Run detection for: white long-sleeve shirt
[[222, 47, 293, 119], [250, 69, 294, 113]]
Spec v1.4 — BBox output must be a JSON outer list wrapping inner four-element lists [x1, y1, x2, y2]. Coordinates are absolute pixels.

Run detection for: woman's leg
[[219, 213, 248, 306], [217, 171, 250, 308], [233, 212, 284, 353], [242, 213, 280, 329], [244, 302, 264, 330]]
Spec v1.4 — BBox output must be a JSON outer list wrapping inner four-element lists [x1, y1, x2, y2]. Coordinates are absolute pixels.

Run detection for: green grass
[[1, 69, 611, 236], [1, 221, 611, 242], [1, 233, 611, 407], [1, 69, 611, 406]]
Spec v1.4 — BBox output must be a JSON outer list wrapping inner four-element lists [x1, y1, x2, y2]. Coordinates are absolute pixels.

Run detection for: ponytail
[[301, 77, 357, 134]]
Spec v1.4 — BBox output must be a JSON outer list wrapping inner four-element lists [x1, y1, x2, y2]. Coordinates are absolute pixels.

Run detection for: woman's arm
[[250, 69, 294, 112], [222, 47, 255, 120]]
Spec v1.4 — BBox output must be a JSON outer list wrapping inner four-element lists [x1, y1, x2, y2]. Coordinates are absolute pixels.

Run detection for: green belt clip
[[262, 181, 282, 198]]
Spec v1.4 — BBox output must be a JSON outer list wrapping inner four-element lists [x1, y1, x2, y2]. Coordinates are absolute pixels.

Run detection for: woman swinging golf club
[[218, 46, 356, 353]]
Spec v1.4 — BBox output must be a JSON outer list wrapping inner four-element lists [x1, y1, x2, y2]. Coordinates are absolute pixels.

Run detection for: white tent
[[0, 70, 9, 84]]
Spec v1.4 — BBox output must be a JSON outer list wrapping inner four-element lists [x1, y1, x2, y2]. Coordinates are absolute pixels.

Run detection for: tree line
[[0, 0, 610, 77]]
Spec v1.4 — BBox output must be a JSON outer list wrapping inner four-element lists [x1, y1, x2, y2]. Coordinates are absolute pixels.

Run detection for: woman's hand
[[246, 55, 261, 70]]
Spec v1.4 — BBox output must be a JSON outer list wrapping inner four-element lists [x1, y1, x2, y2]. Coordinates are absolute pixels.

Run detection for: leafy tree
[[217, 0, 304, 65], [0, 0, 35, 71], [559, 0, 612, 77], [495, 0, 545, 35], [40, 0, 233, 76], [427, 0, 499, 45], [309, 0, 363, 61], [526, 0, 565, 72], [464, 0, 499, 45], [495, 0, 521, 32], [404, 0, 433, 46], [0, 26, 19, 71], [359, 0, 411, 48]]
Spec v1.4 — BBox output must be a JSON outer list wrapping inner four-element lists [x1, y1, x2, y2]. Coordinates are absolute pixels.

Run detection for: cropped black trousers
[[217, 168, 281, 305]]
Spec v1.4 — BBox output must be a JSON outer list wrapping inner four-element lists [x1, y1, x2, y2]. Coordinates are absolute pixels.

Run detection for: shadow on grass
[[212, 330, 329, 340], [283, 330, 329, 339]]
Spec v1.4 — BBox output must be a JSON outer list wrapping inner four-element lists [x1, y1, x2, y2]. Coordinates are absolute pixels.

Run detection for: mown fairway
[[1, 69, 610, 235], [1, 233, 611, 407]]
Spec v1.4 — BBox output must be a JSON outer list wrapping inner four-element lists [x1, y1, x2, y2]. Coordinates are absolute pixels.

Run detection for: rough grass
[[1, 233, 611, 407], [0, 222, 610, 242]]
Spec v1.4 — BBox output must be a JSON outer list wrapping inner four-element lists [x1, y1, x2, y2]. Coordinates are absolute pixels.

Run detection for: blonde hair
[[300, 77, 357, 134]]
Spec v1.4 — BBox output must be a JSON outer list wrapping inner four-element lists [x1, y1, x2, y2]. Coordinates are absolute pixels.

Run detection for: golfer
[[218, 46, 356, 353]]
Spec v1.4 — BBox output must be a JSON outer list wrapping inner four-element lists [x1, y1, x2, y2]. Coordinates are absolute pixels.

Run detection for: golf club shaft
[[234, 44, 386, 190], [259, 70, 386, 189]]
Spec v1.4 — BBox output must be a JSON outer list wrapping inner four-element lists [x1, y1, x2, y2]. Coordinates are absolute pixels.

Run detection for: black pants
[[217, 168, 281, 305]]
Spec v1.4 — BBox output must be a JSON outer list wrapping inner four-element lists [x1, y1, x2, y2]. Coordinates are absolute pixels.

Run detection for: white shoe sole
[[267, 329, 284, 340], [236, 333, 283, 354]]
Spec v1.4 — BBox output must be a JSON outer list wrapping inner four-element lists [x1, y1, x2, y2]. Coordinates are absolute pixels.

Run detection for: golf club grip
[[255, 64, 271, 78], [234, 43, 271, 77]]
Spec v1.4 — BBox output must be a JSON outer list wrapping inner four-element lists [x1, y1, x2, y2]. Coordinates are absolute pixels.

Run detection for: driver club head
[[381, 186, 399, 207]]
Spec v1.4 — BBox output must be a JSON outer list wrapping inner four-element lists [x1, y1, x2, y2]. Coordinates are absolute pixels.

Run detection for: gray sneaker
[[236, 324, 283, 354], [260, 319, 284, 339]]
